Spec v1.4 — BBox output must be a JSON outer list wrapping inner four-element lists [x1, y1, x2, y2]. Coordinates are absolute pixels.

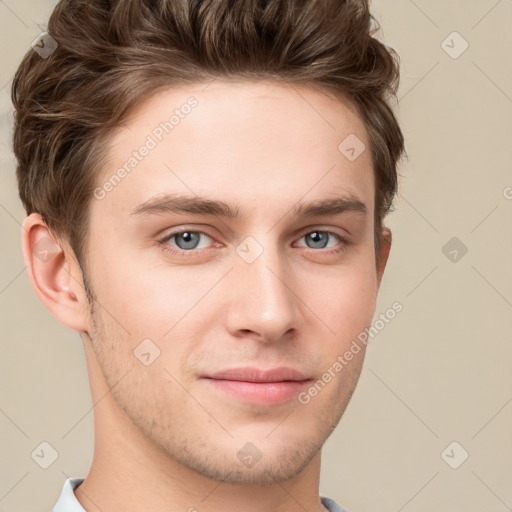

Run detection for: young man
[[12, 0, 404, 510]]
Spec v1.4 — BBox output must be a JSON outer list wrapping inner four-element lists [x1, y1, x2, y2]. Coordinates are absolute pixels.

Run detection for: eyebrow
[[130, 193, 368, 219]]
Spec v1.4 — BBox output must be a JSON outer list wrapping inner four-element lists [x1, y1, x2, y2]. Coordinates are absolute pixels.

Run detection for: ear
[[21, 213, 90, 333], [375, 227, 392, 290]]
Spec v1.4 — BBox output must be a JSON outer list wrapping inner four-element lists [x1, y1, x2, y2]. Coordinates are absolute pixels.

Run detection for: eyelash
[[156, 228, 352, 258]]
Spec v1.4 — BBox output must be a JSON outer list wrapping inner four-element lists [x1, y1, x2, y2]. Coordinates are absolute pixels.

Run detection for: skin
[[22, 80, 391, 512]]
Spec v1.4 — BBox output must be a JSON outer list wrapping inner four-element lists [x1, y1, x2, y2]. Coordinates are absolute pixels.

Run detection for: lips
[[201, 367, 313, 405], [203, 366, 311, 383]]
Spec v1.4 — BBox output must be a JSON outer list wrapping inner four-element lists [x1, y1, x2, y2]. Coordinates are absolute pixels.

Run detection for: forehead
[[94, 80, 374, 223]]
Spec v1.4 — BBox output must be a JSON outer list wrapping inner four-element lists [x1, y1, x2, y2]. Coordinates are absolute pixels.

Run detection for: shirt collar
[[53, 478, 86, 512]]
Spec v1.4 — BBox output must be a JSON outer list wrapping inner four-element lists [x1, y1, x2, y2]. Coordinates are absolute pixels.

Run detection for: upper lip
[[203, 366, 311, 383]]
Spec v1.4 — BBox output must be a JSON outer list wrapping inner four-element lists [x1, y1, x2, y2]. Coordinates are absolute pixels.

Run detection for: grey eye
[[303, 231, 334, 249], [172, 231, 203, 250]]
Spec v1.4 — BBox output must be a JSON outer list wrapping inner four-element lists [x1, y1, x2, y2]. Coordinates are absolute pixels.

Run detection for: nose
[[224, 239, 303, 343]]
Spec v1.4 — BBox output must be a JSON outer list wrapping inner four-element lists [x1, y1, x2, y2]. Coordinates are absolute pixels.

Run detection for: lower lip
[[203, 378, 311, 405]]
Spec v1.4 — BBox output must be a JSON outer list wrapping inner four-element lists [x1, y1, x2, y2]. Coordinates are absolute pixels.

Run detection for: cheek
[[89, 248, 216, 341], [304, 260, 378, 338]]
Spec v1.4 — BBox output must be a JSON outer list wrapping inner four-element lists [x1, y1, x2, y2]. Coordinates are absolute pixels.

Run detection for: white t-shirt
[[53, 477, 350, 512]]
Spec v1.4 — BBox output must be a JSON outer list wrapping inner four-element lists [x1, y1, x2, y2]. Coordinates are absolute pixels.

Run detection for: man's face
[[82, 80, 388, 485]]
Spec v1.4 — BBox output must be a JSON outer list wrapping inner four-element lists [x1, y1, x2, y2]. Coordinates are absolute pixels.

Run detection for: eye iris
[[307, 231, 329, 249], [175, 231, 200, 250]]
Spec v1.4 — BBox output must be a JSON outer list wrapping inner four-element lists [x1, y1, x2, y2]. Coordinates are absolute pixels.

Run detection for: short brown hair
[[12, 0, 404, 274]]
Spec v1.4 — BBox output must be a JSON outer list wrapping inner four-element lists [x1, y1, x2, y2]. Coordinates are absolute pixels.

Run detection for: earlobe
[[21, 213, 89, 332], [376, 228, 392, 290]]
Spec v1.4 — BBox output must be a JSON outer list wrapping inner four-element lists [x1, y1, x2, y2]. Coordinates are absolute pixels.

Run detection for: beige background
[[1, 1, 511, 511]]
